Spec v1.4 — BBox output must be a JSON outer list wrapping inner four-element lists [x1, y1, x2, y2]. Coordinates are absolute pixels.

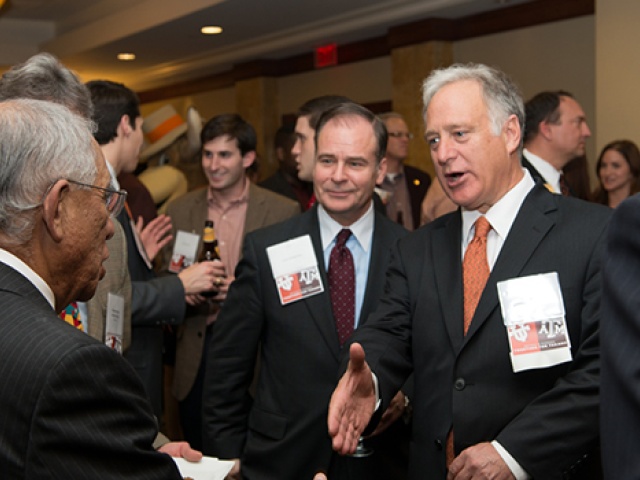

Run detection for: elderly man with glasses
[[0, 98, 188, 479]]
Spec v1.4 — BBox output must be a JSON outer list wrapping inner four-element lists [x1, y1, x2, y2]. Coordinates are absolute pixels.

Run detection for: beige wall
[[140, 16, 599, 177], [277, 56, 392, 116], [596, 0, 640, 158], [454, 16, 596, 163]]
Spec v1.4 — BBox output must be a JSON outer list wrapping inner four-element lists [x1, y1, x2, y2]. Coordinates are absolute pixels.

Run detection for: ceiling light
[[117, 53, 136, 61], [201, 26, 223, 35]]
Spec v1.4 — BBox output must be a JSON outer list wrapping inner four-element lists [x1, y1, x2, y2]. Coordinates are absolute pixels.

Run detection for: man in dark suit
[[87, 80, 219, 419], [522, 90, 591, 196], [329, 64, 609, 479], [378, 112, 431, 230], [600, 193, 640, 479], [0, 98, 188, 478], [202, 103, 408, 479], [260, 124, 313, 210]]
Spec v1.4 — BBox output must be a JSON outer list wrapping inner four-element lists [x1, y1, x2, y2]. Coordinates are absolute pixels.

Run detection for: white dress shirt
[[523, 148, 562, 194]]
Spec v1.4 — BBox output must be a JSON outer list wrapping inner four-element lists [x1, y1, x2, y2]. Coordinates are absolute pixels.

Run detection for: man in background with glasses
[[0, 98, 189, 478], [377, 112, 431, 230]]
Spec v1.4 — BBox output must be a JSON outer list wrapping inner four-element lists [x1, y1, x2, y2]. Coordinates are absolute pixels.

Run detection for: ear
[[242, 150, 257, 169], [538, 120, 554, 141], [503, 115, 522, 156], [119, 115, 133, 137], [375, 157, 388, 185], [41, 180, 69, 243], [275, 146, 285, 162]]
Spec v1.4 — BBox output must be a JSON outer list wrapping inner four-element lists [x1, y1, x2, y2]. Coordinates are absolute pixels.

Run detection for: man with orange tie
[[521, 90, 591, 196], [328, 64, 608, 480]]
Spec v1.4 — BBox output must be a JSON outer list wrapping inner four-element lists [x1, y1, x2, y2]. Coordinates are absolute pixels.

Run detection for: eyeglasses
[[388, 131, 414, 140], [66, 179, 128, 217]]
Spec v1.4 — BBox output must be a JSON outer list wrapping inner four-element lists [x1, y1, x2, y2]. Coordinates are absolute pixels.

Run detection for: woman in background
[[592, 139, 640, 208]]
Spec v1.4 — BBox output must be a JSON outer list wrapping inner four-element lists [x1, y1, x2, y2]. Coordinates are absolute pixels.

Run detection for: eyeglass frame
[[387, 131, 414, 140], [51, 178, 127, 217]]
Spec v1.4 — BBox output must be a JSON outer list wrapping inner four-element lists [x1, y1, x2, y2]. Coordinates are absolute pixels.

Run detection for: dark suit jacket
[[0, 263, 180, 479], [165, 183, 300, 401], [403, 164, 432, 229], [117, 210, 185, 417], [202, 205, 407, 480], [601, 193, 640, 479], [351, 185, 610, 479]]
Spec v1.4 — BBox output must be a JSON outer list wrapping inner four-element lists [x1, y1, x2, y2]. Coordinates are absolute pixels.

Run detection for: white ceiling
[[0, 0, 533, 92]]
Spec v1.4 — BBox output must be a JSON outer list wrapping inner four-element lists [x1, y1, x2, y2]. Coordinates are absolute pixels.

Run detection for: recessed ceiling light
[[117, 53, 136, 61], [201, 26, 223, 35]]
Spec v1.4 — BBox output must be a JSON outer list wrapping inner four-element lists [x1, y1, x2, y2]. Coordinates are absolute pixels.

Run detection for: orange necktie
[[447, 216, 492, 467]]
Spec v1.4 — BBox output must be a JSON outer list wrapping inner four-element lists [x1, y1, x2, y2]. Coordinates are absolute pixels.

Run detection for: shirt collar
[[461, 169, 535, 247], [318, 201, 375, 253], [207, 177, 250, 208], [105, 160, 120, 190], [523, 148, 561, 188], [0, 248, 55, 309]]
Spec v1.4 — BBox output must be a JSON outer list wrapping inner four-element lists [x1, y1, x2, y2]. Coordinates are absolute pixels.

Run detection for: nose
[[331, 161, 347, 182], [433, 137, 456, 165], [291, 138, 301, 157], [582, 122, 592, 138]]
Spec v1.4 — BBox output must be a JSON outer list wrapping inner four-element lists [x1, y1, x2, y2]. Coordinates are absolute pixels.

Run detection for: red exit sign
[[315, 43, 338, 68]]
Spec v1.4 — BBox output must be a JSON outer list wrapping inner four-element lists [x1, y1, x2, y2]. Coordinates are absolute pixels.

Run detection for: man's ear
[[539, 120, 554, 141], [119, 115, 132, 137], [41, 180, 69, 243], [375, 157, 388, 185], [503, 114, 522, 156], [242, 150, 257, 169]]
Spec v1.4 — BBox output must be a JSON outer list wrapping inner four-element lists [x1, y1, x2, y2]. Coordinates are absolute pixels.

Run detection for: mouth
[[443, 171, 466, 188]]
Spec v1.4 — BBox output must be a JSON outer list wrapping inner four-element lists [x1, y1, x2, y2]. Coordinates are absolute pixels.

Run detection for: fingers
[[180, 443, 203, 462]]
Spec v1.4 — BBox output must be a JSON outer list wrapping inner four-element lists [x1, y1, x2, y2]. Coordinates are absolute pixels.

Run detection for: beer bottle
[[199, 220, 220, 262]]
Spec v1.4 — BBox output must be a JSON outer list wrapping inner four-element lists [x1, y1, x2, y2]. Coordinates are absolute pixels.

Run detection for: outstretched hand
[[327, 343, 376, 455], [136, 214, 173, 262], [157, 441, 203, 462]]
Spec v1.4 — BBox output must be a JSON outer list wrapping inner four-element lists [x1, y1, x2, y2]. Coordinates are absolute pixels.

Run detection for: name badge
[[169, 230, 200, 273], [267, 235, 324, 305], [497, 272, 572, 373], [105, 293, 125, 354]]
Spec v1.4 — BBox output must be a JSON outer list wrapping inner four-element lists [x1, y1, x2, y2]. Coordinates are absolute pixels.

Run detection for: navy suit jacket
[[202, 205, 407, 479], [0, 263, 180, 479], [601, 193, 640, 479], [351, 185, 610, 479]]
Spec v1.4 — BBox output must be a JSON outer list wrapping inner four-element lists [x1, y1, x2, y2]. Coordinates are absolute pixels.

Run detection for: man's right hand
[[327, 342, 376, 455], [225, 458, 241, 480], [178, 259, 225, 295]]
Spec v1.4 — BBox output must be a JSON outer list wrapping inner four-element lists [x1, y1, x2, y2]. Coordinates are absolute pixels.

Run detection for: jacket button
[[454, 378, 466, 390], [434, 439, 443, 450]]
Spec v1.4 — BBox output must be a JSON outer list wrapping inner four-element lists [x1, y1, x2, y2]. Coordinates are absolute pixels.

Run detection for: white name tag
[[267, 235, 324, 305], [105, 293, 125, 354], [169, 230, 200, 273], [497, 272, 572, 372]]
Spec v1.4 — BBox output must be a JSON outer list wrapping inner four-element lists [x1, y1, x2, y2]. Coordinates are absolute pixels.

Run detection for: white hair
[[0, 99, 97, 245]]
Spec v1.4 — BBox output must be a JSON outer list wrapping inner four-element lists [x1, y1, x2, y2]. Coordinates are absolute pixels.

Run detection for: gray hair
[[0, 99, 97, 245], [0, 53, 94, 121], [422, 63, 524, 146]]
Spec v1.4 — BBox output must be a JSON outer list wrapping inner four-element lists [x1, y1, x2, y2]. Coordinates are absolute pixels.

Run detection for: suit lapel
[[360, 213, 394, 324], [433, 212, 465, 352], [464, 187, 557, 340]]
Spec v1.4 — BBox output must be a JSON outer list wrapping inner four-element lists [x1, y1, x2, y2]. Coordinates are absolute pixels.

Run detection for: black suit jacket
[[0, 263, 180, 479], [202, 205, 407, 479], [117, 210, 185, 417], [351, 185, 610, 479], [601, 193, 640, 479]]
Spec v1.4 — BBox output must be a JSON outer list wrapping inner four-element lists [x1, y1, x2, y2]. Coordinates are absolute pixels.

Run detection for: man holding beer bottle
[[163, 114, 299, 449]]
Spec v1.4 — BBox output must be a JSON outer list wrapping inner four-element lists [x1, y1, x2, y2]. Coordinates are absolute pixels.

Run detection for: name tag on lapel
[[267, 235, 324, 305], [497, 272, 572, 373]]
